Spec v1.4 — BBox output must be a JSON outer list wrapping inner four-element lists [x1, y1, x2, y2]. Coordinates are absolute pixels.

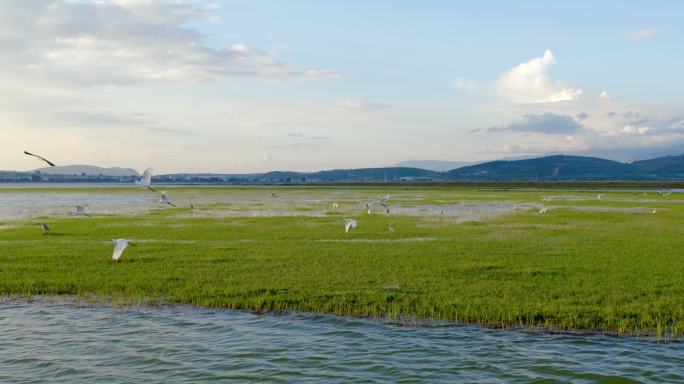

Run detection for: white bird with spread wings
[[365, 194, 390, 214], [112, 239, 134, 262], [136, 167, 155, 191]]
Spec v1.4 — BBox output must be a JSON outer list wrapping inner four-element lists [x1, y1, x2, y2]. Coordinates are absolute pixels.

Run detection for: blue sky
[[1, 1, 683, 173]]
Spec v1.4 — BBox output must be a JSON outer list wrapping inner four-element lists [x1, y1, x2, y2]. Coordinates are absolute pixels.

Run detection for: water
[[1, 299, 682, 383]]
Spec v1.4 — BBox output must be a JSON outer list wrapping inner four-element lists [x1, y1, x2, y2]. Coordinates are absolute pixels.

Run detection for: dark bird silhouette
[[24, 151, 55, 166]]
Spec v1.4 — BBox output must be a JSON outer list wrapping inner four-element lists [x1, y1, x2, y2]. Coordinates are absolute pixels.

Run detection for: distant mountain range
[[395, 160, 475, 172], [12, 153, 684, 182]]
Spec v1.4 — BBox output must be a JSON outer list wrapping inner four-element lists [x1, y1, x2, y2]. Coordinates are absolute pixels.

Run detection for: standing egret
[[332, 202, 339, 209], [40, 223, 50, 234], [512, 204, 517, 211], [24, 151, 56, 167], [539, 207, 548, 214], [159, 191, 176, 207], [72, 205, 90, 217], [652, 208, 657, 214], [112, 239, 134, 262], [388, 224, 395, 233], [136, 168, 155, 191], [344, 219, 357, 233]]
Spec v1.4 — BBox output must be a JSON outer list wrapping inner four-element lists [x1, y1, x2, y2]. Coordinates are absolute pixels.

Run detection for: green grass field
[[1, 186, 683, 337]]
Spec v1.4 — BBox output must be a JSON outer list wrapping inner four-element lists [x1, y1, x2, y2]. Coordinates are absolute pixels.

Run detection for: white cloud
[[599, 90, 616, 99], [0, 0, 342, 86], [496, 50, 582, 103], [630, 28, 659, 40], [621, 125, 652, 135], [453, 77, 480, 91]]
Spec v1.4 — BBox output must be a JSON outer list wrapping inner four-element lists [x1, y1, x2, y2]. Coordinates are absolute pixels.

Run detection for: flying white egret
[[365, 195, 390, 214], [136, 168, 155, 192], [159, 191, 176, 207], [542, 197, 551, 202], [112, 239, 134, 262], [72, 205, 90, 217], [24, 150, 55, 167], [344, 218, 357, 233], [40, 223, 50, 234], [658, 191, 672, 197]]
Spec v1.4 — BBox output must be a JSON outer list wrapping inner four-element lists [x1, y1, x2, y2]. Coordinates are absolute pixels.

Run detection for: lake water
[[1, 298, 682, 383]]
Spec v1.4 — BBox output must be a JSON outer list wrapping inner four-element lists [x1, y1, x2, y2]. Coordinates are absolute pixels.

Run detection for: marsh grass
[[1, 186, 683, 337]]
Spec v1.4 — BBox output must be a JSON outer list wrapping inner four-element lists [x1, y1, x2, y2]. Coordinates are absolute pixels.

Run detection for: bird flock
[[21, 149, 675, 261]]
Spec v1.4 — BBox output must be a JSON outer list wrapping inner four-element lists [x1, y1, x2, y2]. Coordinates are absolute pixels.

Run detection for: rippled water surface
[[1, 299, 683, 383]]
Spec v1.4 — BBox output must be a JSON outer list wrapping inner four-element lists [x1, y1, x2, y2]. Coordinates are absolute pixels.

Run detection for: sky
[[1, 0, 683, 173]]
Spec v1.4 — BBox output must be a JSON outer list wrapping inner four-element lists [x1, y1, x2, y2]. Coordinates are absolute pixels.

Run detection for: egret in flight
[[24, 151, 55, 167], [658, 191, 672, 197], [159, 191, 176, 207], [344, 218, 357, 233], [136, 168, 155, 191], [112, 239, 134, 262], [365, 195, 390, 214], [72, 205, 90, 217]]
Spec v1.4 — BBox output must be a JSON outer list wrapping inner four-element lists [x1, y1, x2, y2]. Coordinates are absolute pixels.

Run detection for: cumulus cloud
[[490, 112, 584, 135], [630, 28, 659, 40], [496, 50, 582, 103], [0, 0, 341, 86]]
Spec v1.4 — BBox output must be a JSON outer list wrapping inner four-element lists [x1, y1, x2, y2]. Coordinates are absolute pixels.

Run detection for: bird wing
[[141, 168, 153, 184], [112, 240, 129, 261], [24, 151, 56, 166]]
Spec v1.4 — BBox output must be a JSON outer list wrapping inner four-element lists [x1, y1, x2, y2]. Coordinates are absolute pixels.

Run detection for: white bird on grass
[[112, 239, 134, 262], [72, 205, 90, 217], [652, 208, 657, 214], [344, 219, 357, 233], [24, 150, 56, 167], [332, 202, 339, 209], [539, 207, 548, 214], [136, 168, 155, 192], [598, 194, 604, 200], [159, 191, 176, 207], [388, 224, 395, 233]]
